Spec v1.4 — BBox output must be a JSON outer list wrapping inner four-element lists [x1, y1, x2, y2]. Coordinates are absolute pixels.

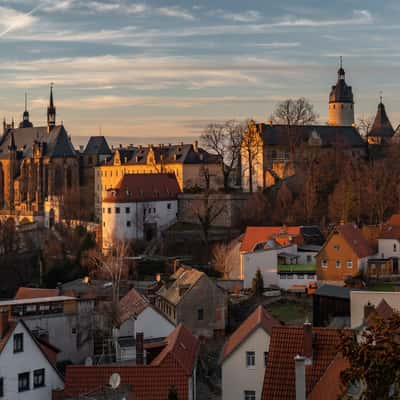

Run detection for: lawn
[[265, 299, 312, 325], [367, 282, 398, 292]]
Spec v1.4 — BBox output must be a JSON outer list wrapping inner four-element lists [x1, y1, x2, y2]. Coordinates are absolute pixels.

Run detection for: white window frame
[[244, 390, 256, 400], [322, 260, 328, 268], [336, 260, 341, 269], [346, 260, 353, 269], [246, 351, 256, 368]]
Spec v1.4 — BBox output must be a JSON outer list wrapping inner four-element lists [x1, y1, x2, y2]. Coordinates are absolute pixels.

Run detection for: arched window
[[66, 167, 73, 189], [54, 167, 63, 194]]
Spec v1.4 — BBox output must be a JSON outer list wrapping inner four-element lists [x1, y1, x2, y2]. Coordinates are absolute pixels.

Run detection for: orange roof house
[[316, 223, 375, 284], [55, 324, 198, 400], [261, 323, 350, 400]]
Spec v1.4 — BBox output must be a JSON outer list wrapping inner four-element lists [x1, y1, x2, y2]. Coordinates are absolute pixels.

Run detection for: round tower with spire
[[328, 57, 355, 126], [47, 83, 56, 131]]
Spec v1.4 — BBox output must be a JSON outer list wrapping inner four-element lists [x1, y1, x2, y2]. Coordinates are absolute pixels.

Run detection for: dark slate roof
[[329, 68, 354, 104], [300, 226, 325, 246], [46, 125, 76, 157], [314, 284, 351, 300], [368, 102, 394, 138], [259, 124, 365, 148], [84, 136, 111, 155], [107, 143, 220, 166], [0, 125, 76, 159]]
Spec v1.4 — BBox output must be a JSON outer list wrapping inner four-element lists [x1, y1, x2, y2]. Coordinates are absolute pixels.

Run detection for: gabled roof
[[368, 101, 394, 138], [46, 125, 76, 157], [157, 267, 205, 305], [220, 305, 281, 363], [15, 287, 60, 300], [367, 299, 395, 326], [84, 136, 111, 155], [119, 288, 149, 324], [256, 124, 364, 148], [326, 223, 374, 259], [240, 226, 302, 253], [60, 324, 198, 400], [103, 173, 181, 203], [0, 320, 63, 380], [379, 215, 400, 240], [261, 326, 346, 400]]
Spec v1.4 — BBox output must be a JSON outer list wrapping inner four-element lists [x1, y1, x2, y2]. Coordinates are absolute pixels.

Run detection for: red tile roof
[[220, 305, 281, 363], [336, 224, 375, 258], [58, 324, 198, 400], [261, 326, 346, 400], [119, 288, 149, 324], [240, 226, 302, 253], [308, 354, 349, 400], [386, 214, 400, 227], [15, 287, 60, 300], [103, 173, 181, 203]]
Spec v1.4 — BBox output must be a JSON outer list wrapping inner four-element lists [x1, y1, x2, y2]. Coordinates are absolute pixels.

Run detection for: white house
[[0, 294, 95, 364], [0, 315, 64, 400], [102, 173, 180, 250], [220, 305, 281, 400]]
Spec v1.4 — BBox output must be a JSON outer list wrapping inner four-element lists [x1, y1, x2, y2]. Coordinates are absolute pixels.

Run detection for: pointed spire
[[47, 82, 56, 130], [24, 92, 27, 112], [368, 96, 394, 138]]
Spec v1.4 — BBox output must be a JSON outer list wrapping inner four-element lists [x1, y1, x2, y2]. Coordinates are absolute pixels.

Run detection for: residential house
[[116, 288, 175, 361], [239, 226, 322, 289], [261, 323, 350, 400], [350, 290, 400, 329], [53, 324, 198, 400], [0, 294, 95, 364], [0, 314, 64, 399], [156, 266, 227, 337], [316, 223, 375, 285], [220, 305, 281, 400], [102, 173, 181, 250], [94, 141, 223, 220]]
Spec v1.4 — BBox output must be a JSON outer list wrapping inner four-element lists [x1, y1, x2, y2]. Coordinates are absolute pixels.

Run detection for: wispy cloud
[[0, 5, 39, 37], [219, 10, 262, 23]]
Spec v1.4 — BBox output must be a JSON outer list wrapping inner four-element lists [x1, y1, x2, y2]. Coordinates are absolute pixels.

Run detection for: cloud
[[220, 10, 262, 23], [156, 6, 195, 21], [0, 5, 39, 37]]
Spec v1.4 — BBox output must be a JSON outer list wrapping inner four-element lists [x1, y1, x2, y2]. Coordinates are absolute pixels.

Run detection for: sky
[[0, 0, 400, 143]]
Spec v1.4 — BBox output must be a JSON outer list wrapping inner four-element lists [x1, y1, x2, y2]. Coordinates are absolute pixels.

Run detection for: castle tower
[[328, 58, 354, 126], [367, 96, 394, 144], [47, 83, 56, 131]]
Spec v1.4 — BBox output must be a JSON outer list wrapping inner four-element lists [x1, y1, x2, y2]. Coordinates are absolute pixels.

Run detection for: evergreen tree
[[252, 269, 264, 295]]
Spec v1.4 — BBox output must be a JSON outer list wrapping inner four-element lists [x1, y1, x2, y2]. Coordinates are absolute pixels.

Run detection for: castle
[[241, 60, 396, 192]]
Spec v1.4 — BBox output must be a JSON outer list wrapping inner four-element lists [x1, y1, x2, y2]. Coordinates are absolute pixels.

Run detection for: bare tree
[[84, 240, 131, 329], [271, 98, 318, 156], [357, 115, 374, 138], [201, 120, 245, 191], [241, 122, 263, 193], [271, 97, 318, 126], [212, 242, 235, 278]]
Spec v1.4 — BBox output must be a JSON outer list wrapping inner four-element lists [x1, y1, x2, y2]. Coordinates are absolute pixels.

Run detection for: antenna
[[379, 90, 383, 104], [339, 55, 343, 69], [109, 373, 121, 390], [24, 92, 27, 111]]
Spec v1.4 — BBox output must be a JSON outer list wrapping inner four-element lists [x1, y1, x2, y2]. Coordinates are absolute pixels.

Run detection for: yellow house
[[94, 142, 222, 220]]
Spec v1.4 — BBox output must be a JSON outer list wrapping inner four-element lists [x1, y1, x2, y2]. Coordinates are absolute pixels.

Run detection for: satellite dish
[[109, 373, 121, 390], [84, 356, 93, 366]]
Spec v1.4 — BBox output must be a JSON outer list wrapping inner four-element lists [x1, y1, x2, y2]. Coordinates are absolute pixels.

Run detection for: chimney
[[136, 332, 144, 365], [0, 311, 9, 339], [303, 321, 313, 361], [364, 302, 375, 321], [294, 355, 306, 400]]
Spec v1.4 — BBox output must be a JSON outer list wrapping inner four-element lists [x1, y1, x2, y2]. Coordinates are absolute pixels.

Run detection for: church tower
[[19, 93, 33, 128], [328, 58, 354, 126], [47, 83, 56, 131]]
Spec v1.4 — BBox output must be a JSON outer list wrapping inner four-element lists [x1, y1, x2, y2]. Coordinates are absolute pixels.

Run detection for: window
[[336, 260, 341, 268], [280, 274, 287, 279], [334, 244, 340, 251], [18, 372, 30, 392], [347, 260, 353, 269], [197, 309, 204, 321], [126, 221, 131, 227], [306, 255, 312, 263], [103, 222, 105, 227], [13, 333, 23, 353], [246, 351, 255, 367], [107, 208, 111, 214], [126, 207, 130, 214], [115, 207, 120, 214], [394, 243, 397, 252], [264, 352, 269, 366], [153, 208, 156, 213], [296, 274, 304, 279], [244, 390, 256, 400], [102, 208, 105, 213], [167, 203, 171, 209], [33, 369, 45, 389], [322, 260, 328, 268], [0, 377, 3, 397], [287, 275, 293, 279]]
